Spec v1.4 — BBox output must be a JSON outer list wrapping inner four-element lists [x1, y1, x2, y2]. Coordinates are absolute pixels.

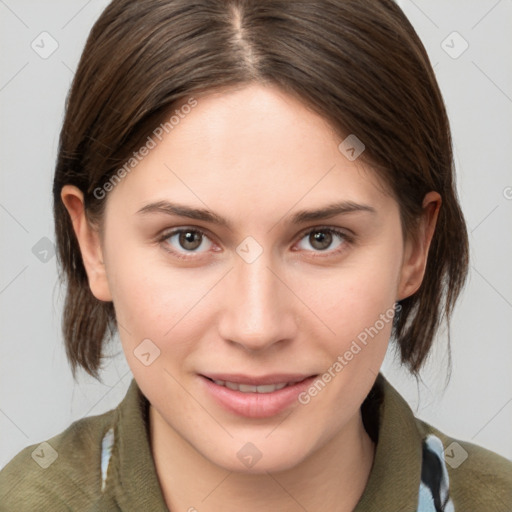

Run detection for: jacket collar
[[111, 378, 169, 511], [354, 373, 423, 511]]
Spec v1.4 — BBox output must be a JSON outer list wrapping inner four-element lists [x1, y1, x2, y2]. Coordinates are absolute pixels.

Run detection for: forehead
[[105, 83, 395, 223]]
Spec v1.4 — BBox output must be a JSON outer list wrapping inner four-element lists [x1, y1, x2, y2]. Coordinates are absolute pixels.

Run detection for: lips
[[199, 373, 317, 418]]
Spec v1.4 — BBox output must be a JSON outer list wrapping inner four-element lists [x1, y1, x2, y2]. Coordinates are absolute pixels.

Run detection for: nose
[[217, 253, 298, 352]]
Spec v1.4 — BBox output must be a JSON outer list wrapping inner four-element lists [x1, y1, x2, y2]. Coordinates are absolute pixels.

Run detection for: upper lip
[[201, 373, 316, 386]]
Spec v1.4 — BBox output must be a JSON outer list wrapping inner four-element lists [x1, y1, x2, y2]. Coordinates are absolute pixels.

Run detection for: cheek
[[314, 251, 401, 339], [298, 261, 400, 424], [104, 241, 214, 351], [107, 261, 217, 392]]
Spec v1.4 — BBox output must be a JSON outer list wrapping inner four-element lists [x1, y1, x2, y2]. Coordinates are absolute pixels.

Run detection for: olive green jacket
[[1, 374, 511, 511]]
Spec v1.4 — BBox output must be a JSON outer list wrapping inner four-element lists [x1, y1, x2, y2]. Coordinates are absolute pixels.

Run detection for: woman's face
[[71, 83, 433, 473]]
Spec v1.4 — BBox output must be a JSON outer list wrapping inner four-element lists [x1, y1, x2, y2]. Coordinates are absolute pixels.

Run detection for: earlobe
[[60, 185, 112, 302], [397, 191, 442, 301]]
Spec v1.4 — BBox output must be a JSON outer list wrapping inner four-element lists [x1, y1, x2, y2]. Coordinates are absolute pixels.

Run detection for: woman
[[1, 0, 510, 510]]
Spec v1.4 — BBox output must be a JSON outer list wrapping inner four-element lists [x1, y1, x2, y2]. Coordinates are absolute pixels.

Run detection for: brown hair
[[53, 0, 469, 379]]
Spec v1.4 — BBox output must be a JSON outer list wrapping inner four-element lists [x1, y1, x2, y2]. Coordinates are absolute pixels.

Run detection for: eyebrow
[[136, 200, 376, 229]]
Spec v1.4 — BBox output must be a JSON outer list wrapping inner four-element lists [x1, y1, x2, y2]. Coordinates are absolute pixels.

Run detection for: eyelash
[[156, 226, 353, 261]]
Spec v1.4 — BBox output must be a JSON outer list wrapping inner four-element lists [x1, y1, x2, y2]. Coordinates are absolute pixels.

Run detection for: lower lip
[[199, 375, 317, 418]]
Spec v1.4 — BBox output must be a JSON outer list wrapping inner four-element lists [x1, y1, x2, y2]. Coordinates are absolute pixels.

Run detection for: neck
[[149, 406, 375, 512]]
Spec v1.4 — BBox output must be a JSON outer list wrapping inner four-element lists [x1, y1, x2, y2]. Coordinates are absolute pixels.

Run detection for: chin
[[202, 437, 314, 475]]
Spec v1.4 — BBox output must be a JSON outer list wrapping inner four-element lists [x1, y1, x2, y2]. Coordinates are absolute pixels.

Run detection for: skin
[[62, 83, 440, 511]]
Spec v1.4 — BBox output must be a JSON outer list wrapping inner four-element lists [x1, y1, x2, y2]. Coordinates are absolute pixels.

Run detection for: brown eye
[[309, 230, 333, 251], [161, 228, 214, 255], [296, 227, 347, 254], [178, 230, 203, 250]]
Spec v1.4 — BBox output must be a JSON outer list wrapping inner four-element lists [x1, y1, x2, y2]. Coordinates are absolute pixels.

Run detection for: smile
[[199, 374, 318, 418]]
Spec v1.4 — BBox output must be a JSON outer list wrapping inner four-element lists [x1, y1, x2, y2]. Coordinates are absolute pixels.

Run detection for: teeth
[[239, 383, 258, 392], [211, 379, 289, 393]]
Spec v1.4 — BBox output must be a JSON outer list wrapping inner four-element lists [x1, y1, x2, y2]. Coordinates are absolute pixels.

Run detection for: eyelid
[[158, 226, 214, 243], [295, 224, 354, 241]]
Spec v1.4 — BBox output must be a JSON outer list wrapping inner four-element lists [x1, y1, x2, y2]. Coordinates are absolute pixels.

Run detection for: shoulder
[[0, 407, 117, 511], [415, 418, 512, 510], [374, 374, 511, 510]]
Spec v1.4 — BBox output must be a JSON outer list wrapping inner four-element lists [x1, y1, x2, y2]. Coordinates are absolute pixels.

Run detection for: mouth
[[199, 373, 318, 418]]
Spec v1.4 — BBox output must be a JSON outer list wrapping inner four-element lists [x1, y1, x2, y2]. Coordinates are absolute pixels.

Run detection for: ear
[[60, 185, 112, 302], [397, 191, 441, 301]]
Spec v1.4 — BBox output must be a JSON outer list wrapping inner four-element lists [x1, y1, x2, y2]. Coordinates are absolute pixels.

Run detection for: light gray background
[[1, 0, 511, 468]]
